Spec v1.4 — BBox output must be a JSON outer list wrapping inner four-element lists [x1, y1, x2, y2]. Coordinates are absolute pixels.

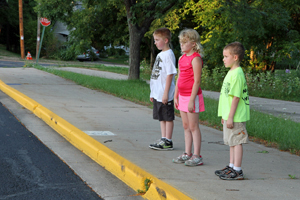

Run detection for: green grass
[[55, 64, 151, 81], [0, 44, 20, 58], [35, 65, 300, 155], [58, 64, 129, 75], [101, 57, 129, 65], [196, 96, 300, 153], [249, 109, 300, 151], [35, 66, 150, 105]]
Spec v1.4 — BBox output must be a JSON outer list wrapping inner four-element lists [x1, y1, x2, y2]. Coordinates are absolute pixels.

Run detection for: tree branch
[[140, 0, 177, 34]]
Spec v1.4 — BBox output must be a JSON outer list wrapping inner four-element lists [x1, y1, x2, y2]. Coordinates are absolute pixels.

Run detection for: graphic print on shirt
[[221, 82, 231, 97], [221, 81, 249, 106], [242, 82, 250, 105], [151, 56, 162, 80]]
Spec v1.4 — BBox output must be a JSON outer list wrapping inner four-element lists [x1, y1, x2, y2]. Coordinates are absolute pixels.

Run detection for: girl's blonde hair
[[178, 29, 204, 56]]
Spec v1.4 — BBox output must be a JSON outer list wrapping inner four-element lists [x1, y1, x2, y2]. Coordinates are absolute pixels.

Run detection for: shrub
[[201, 65, 229, 91], [106, 47, 127, 57], [201, 65, 300, 102]]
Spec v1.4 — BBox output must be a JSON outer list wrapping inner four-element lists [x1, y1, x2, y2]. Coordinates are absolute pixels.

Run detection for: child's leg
[[180, 111, 192, 154], [233, 144, 243, 168], [165, 121, 174, 140], [160, 121, 166, 138], [219, 144, 244, 180], [187, 112, 201, 156], [230, 146, 234, 165]]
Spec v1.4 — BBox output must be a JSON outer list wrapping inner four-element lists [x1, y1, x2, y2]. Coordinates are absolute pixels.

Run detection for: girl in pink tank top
[[172, 29, 205, 166]]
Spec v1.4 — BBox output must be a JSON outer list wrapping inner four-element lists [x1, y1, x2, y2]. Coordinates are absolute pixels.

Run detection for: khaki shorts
[[223, 121, 248, 146]]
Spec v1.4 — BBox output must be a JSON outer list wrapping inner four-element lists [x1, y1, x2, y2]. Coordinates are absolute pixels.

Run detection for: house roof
[[58, 31, 70, 36]]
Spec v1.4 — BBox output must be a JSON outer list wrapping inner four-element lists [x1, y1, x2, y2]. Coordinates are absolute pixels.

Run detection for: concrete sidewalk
[[56, 66, 300, 123], [0, 67, 299, 200]]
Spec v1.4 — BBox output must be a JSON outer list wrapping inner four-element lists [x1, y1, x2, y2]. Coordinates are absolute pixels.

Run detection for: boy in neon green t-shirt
[[215, 42, 250, 180]]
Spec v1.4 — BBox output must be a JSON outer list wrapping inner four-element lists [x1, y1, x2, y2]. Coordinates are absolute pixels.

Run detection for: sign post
[[36, 17, 51, 64]]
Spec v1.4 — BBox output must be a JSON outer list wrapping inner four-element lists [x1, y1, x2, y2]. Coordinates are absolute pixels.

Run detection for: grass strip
[[199, 97, 300, 154], [36, 66, 150, 106], [35, 66, 300, 155], [58, 64, 129, 75], [55, 64, 150, 81]]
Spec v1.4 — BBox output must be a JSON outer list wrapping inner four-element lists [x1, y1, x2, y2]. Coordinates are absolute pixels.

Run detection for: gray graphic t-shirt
[[150, 49, 177, 102]]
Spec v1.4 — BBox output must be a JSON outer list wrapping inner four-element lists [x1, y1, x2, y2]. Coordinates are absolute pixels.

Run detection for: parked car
[[76, 47, 100, 61]]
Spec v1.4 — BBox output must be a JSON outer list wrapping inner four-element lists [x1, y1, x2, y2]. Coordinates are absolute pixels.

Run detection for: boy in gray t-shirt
[[149, 27, 177, 151]]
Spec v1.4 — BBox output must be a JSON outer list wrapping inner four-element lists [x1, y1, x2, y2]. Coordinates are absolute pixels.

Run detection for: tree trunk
[[150, 36, 156, 70], [128, 25, 142, 80], [123, 0, 178, 79]]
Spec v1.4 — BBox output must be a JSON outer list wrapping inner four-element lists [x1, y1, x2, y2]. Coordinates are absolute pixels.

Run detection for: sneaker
[[151, 139, 173, 150], [172, 153, 192, 163], [219, 169, 244, 180], [184, 155, 203, 166], [149, 138, 162, 148], [215, 166, 233, 176]]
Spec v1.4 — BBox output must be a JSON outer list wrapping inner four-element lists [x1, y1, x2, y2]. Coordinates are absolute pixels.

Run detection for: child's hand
[[188, 100, 195, 113], [226, 118, 234, 129], [162, 93, 168, 104], [174, 97, 179, 110], [150, 97, 154, 102], [221, 119, 224, 124]]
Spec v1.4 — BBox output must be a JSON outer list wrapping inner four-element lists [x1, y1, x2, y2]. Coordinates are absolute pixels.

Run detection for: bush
[[201, 65, 229, 91], [57, 46, 77, 61], [140, 59, 152, 80], [106, 47, 127, 57], [201, 65, 300, 102], [41, 30, 63, 59]]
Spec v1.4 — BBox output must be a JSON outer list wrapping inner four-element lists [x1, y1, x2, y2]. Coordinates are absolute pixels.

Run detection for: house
[[52, 21, 69, 42]]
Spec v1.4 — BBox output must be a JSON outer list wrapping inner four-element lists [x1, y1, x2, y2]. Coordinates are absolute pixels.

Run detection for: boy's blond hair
[[224, 42, 245, 62], [178, 29, 204, 56], [153, 28, 171, 44]]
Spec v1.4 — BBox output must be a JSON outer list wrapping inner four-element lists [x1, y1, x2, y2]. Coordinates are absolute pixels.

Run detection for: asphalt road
[[0, 60, 55, 68], [0, 101, 103, 200], [0, 59, 148, 200]]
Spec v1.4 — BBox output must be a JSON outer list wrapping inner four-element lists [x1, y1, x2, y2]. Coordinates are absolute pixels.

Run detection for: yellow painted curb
[[0, 80, 192, 200]]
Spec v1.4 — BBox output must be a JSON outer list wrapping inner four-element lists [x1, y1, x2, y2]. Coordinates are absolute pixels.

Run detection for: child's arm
[[174, 56, 181, 109], [227, 96, 240, 129], [188, 56, 202, 113], [162, 74, 174, 104], [174, 70, 180, 109]]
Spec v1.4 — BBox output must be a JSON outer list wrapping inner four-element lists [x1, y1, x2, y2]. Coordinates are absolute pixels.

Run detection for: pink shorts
[[178, 94, 205, 113]]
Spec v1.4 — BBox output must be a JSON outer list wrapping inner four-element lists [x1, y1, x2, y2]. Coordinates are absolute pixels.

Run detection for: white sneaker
[[184, 155, 203, 166]]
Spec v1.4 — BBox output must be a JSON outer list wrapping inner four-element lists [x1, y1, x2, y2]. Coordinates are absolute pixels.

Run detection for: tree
[[123, 0, 183, 79], [36, 0, 182, 79], [35, 0, 129, 60], [35, 0, 300, 73], [143, 2, 204, 68], [67, 1, 128, 53], [0, 0, 8, 35], [0, 0, 37, 54], [187, 0, 300, 71]]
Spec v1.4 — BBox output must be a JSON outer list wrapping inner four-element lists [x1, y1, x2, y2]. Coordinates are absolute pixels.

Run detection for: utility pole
[[36, 14, 41, 58], [18, 0, 25, 59]]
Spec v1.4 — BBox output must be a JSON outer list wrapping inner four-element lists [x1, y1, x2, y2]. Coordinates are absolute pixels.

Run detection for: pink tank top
[[178, 52, 203, 96]]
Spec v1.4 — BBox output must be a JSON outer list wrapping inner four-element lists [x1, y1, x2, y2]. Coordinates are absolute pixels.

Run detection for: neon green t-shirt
[[218, 67, 250, 122]]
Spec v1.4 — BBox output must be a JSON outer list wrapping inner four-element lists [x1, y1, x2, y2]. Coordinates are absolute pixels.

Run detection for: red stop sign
[[40, 18, 51, 27]]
